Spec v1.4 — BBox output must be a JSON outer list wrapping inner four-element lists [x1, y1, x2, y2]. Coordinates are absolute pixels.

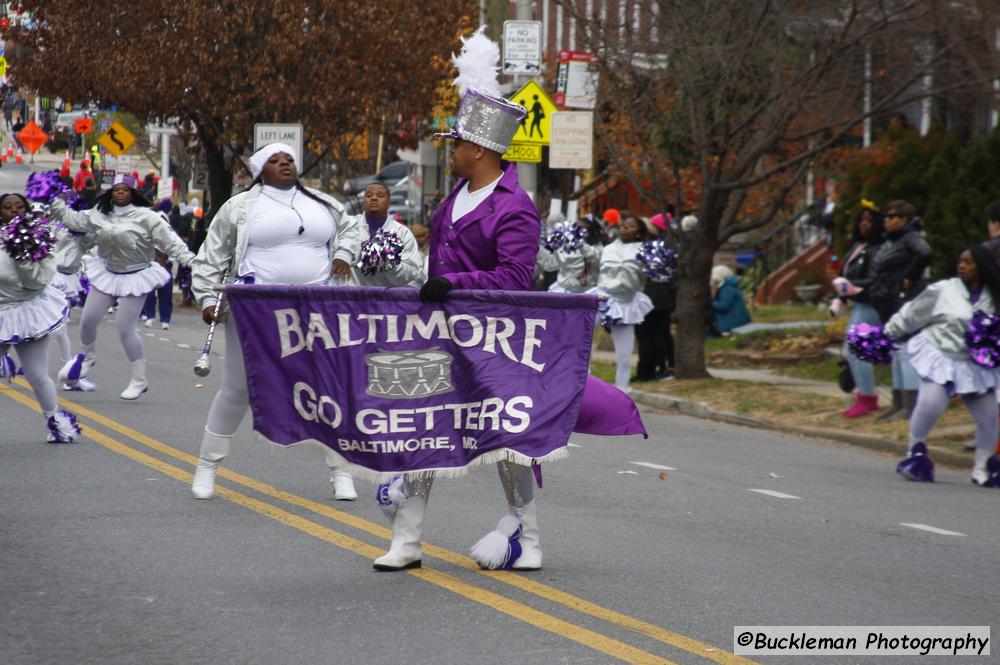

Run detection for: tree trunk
[[204, 137, 233, 219], [673, 241, 717, 379]]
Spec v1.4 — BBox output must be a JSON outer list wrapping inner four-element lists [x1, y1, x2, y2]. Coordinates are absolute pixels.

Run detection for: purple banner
[[226, 285, 600, 478]]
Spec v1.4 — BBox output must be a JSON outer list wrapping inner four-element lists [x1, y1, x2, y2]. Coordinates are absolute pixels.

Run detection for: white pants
[[610, 324, 635, 392]]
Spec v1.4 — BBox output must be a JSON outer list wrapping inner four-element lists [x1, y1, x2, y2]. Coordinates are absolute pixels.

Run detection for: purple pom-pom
[[637, 239, 677, 284], [965, 310, 1000, 369], [356, 230, 405, 276], [0, 351, 16, 383], [846, 323, 897, 365], [1, 213, 58, 263], [544, 221, 586, 253], [25, 170, 81, 209]]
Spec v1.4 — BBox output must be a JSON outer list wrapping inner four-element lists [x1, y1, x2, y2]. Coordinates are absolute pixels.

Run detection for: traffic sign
[[98, 121, 136, 156], [554, 51, 599, 110], [254, 123, 303, 172], [501, 143, 542, 163], [509, 80, 555, 146], [503, 20, 542, 75], [74, 118, 93, 134], [549, 112, 594, 170], [17, 119, 48, 155]]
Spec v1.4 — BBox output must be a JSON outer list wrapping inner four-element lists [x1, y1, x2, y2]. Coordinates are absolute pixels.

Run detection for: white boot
[[191, 430, 230, 499], [329, 467, 358, 501], [119, 359, 148, 400], [510, 500, 542, 570], [324, 449, 358, 500], [972, 447, 993, 486], [373, 495, 426, 571]]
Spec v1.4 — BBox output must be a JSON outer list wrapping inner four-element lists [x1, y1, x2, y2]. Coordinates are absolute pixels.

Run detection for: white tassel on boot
[[373, 495, 426, 571], [119, 359, 148, 400], [58, 342, 96, 388], [191, 430, 230, 499], [324, 449, 357, 500], [471, 514, 523, 570], [510, 500, 542, 570]]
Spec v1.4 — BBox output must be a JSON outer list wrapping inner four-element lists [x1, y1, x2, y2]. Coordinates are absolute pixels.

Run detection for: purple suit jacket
[[429, 162, 541, 291]]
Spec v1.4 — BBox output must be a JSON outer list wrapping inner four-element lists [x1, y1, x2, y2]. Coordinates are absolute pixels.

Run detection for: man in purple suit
[[374, 39, 550, 570]]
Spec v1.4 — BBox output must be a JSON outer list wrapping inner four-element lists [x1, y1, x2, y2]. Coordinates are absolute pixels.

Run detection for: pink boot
[[843, 392, 879, 418]]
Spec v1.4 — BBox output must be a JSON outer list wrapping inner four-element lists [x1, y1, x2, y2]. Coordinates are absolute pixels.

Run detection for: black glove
[[420, 276, 453, 303]]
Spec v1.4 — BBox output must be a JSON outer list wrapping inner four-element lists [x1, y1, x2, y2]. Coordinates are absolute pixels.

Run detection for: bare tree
[[561, 0, 1000, 378]]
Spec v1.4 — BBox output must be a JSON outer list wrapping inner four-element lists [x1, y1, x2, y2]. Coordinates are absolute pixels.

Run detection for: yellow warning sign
[[502, 143, 542, 163], [98, 121, 136, 156], [510, 80, 555, 146]]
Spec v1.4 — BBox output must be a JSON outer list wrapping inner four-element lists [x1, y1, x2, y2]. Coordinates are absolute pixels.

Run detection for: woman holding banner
[[189, 143, 361, 501]]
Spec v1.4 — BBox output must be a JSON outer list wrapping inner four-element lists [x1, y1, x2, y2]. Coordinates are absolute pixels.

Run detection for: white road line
[[749, 489, 801, 500], [176, 343, 192, 349], [629, 461, 677, 471], [567, 443, 582, 448], [158, 337, 170, 342], [900, 523, 967, 537], [144, 333, 155, 337]]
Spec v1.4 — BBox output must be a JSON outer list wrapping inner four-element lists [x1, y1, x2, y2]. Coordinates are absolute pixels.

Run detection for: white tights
[[78, 288, 147, 362], [204, 319, 249, 437], [909, 380, 999, 454], [14, 335, 57, 412], [610, 324, 635, 391]]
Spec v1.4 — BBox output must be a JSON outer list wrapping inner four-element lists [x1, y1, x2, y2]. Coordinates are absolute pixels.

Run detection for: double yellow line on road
[[3, 379, 756, 665]]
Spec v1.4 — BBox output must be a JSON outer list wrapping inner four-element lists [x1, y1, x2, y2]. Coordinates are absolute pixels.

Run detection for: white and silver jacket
[[192, 185, 360, 310], [346, 214, 425, 288], [551, 243, 601, 293], [52, 226, 92, 274], [885, 277, 995, 357], [51, 199, 194, 273], [597, 240, 646, 301], [0, 248, 56, 307]]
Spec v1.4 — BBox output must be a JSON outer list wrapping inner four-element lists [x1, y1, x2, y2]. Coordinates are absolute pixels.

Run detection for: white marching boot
[[324, 449, 357, 500], [191, 430, 231, 499], [509, 500, 542, 570], [373, 495, 426, 571], [119, 359, 148, 400], [329, 467, 358, 501]]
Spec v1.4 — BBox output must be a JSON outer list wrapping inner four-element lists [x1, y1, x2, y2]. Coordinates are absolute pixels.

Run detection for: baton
[[193, 269, 229, 377]]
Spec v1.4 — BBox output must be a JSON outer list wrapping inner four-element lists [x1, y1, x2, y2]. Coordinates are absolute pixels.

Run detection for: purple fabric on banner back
[[226, 285, 643, 477]]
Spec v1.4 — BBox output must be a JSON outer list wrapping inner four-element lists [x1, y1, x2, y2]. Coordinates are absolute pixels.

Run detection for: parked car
[[54, 111, 89, 132], [342, 160, 415, 195]]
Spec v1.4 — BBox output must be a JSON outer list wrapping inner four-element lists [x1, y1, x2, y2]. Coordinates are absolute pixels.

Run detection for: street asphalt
[[1, 161, 998, 664]]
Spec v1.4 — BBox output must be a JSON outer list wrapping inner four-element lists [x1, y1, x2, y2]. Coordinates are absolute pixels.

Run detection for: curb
[[630, 389, 974, 469]]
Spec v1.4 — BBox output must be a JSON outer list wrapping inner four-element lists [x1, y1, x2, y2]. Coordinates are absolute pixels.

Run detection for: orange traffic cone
[[63, 150, 71, 169], [6, 143, 13, 158], [15, 149, 24, 164]]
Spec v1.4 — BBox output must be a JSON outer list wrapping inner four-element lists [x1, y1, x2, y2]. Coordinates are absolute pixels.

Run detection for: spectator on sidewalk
[[984, 200, 1000, 267], [635, 217, 676, 381], [833, 205, 886, 418], [140, 250, 172, 330], [708, 265, 751, 335], [867, 200, 933, 422]]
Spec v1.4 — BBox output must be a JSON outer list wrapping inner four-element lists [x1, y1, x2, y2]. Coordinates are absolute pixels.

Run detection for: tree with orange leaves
[[7, 1, 476, 210]]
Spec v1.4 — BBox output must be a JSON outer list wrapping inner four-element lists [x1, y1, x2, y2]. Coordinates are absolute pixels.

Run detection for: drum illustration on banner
[[365, 350, 454, 399]]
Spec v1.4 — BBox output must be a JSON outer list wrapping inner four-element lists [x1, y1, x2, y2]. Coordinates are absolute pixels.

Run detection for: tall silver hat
[[434, 27, 527, 154], [436, 91, 526, 154]]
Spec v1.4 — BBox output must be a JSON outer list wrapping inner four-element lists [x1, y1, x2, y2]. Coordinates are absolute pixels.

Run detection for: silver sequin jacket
[[51, 199, 194, 274], [885, 277, 995, 357]]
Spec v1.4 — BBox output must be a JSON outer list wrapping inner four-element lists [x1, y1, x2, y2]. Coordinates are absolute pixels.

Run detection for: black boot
[[876, 389, 902, 422]]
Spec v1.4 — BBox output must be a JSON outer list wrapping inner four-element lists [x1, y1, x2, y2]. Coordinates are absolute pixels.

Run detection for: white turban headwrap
[[249, 142, 298, 179]]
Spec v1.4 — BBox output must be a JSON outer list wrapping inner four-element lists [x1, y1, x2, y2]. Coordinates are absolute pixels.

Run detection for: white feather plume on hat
[[451, 26, 501, 97]]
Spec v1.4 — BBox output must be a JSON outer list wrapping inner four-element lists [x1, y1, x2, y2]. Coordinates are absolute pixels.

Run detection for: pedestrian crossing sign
[[510, 80, 555, 146], [98, 121, 136, 156]]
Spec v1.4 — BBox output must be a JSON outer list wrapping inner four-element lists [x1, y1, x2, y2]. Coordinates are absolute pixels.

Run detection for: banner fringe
[[252, 432, 569, 484]]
